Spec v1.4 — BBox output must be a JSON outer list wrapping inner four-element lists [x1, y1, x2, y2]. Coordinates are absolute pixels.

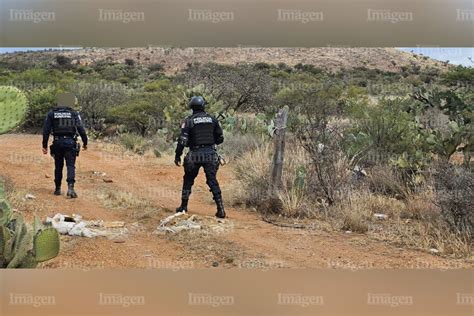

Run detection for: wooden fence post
[[269, 106, 289, 197]]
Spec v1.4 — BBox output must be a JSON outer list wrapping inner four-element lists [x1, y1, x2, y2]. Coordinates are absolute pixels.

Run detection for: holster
[[49, 144, 56, 158], [218, 154, 227, 166], [75, 142, 81, 157]]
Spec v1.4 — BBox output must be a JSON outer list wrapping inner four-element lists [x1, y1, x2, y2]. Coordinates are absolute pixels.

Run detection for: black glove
[[174, 157, 181, 166]]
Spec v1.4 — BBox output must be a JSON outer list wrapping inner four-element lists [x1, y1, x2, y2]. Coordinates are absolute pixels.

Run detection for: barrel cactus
[[0, 86, 28, 135], [0, 181, 60, 268]]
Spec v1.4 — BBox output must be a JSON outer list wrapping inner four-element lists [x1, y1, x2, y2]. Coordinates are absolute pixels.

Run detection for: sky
[[0, 47, 472, 67]]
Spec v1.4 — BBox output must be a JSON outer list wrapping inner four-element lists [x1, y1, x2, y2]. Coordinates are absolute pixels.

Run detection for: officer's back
[[174, 96, 226, 218], [42, 93, 87, 198]]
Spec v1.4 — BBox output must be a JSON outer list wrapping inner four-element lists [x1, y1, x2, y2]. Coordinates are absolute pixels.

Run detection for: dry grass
[[334, 193, 405, 233], [229, 139, 471, 257], [367, 165, 410, 200], [331, 191, 471, 258], [97, 190, 148, 209], [233, 142, 313, 217], [96, 189, 158, 221], [390, 220, 471, 257]]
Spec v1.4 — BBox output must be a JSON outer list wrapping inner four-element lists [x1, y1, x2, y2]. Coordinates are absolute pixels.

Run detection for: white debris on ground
[[155, 212, 233, 235], [24, 193, 36, 200], [92, 171, 107, 177], [46, 213, 128, 239], [373, 213, 388, 220], [155, 212, 201, 234]]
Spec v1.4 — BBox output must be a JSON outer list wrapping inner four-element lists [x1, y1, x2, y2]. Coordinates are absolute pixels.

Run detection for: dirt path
[[0, 134, 470, 269]]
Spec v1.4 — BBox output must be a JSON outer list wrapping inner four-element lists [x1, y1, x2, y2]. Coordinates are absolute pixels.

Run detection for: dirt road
[[0, 134, 470, 269]]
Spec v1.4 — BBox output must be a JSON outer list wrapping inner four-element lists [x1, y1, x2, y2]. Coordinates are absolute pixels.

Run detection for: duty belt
[[190, 144, 216, 150], [53, 135, 74, 140]]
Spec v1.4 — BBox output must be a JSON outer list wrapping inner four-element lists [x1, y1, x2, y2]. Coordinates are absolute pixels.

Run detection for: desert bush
[[333, 191, 471, 257], [108, 96, 163, 136], [148, 63, 164, 72], [388, 217, 471, 258], [432, 162, 474, 237], [71, 80, 131, 131], [234, 142, 312, 217], [55, 55, 72, 69], [303, 129, 352, 206], [219, 132, 266, 159], [234, 143, 272, 208], [119, 133, 148, 154], [335, 193, 405, 233], [366, 165, 411, 199], [402, 194, 439, 221], [23, 86, 59, 128], [177, 63, 274, 114], [345, 98, 427, 170], [287, 80, 353, 205], [149, 133, 174, 157], [340, 206, 370, 233]]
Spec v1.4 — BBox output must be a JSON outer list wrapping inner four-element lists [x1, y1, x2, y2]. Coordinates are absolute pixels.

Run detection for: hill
[[0, 47, 451, 74]]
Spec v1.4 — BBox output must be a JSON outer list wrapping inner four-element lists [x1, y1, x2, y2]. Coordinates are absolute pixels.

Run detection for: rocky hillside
[[0, 47, 450, 74]]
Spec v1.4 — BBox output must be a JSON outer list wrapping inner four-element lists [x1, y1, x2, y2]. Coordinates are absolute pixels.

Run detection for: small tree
[[293, 82, 351, 205], [177, 63, 274, 115]]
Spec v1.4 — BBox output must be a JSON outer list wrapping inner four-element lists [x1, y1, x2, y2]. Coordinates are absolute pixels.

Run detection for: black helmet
[[188, 96, 206, 111]]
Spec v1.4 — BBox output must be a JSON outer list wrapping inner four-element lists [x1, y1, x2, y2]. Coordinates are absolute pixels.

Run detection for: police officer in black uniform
[[42, 93, 88, 198], [174, 96, 226, 218]]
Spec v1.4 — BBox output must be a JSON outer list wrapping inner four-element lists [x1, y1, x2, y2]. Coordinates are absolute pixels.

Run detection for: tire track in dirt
[[0, 134, 470, 269]]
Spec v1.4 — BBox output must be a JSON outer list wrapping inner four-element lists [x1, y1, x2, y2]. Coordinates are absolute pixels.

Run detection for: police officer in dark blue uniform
[[175, 96, 226, 218], [42, 93, 88, 198]]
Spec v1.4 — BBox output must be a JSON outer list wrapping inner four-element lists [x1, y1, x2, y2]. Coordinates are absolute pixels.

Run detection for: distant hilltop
[[0, 47, 451, 74]]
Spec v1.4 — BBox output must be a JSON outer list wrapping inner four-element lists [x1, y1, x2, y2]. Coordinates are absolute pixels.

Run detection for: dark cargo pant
[[51, 138, 77, 186], [181, 147, 221, 201]]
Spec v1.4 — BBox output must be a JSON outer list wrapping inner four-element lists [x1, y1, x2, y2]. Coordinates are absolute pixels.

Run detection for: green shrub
[[345, 98, 428, 170], [108, 97, 162, 136], [23, 86, 58, 128], [120, 133, 148, 154]]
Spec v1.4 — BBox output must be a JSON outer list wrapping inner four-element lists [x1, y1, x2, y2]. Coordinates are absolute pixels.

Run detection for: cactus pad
[[0, 86, 28, 134], [0, 225, 11, 255], [7, 228, 33, 268], [17, 251, 38, 268], [0, 180, 5, 198], [0, 199, 12, 226], [33, 228, 60, 262]]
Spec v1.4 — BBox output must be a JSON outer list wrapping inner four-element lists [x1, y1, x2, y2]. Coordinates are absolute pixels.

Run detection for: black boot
[[54, 182, 61, 196], [176, 199, 188, 213], [215, 197, 226, 219], [54, 186, 61, 196], [67, 183, 77, 198]]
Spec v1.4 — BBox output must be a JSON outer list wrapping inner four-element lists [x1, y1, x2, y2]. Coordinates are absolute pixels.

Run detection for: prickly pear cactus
[[0, 180, 60, 268], [0, 86, 58, 268], [0, 181, 12, 226], [0, 86, 28, 135], [0, 215, 60, 268]]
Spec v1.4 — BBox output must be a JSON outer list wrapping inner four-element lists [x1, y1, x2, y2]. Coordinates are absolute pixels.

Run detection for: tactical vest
[[52, 108, 77, 136], [188, 112, 215, 147]]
